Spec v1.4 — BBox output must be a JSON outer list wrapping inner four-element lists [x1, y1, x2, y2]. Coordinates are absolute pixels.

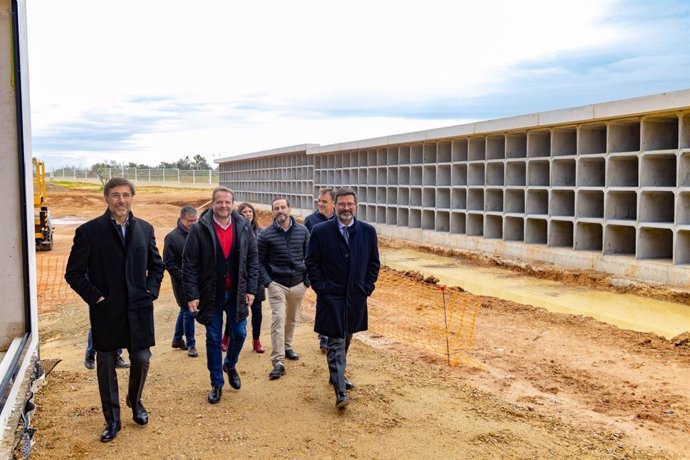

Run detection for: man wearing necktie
[[65, 178, 165, 442], [306, 187, 380, 409]]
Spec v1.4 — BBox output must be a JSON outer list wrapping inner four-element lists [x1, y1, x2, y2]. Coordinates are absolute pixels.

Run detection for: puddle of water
[[51, 217, 86, 226], [381, 247, 690, 339]]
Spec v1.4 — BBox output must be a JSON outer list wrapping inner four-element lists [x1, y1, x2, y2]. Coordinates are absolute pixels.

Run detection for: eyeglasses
[[109, 193, 132, 200], [336, 202, 356, 208]]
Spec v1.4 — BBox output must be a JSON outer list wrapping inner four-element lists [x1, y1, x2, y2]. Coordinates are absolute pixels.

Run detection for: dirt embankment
[[27, 184, 690, 459]]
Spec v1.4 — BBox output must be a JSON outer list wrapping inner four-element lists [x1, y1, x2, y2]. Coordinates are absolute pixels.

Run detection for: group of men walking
[[65, 178, 380, 442]]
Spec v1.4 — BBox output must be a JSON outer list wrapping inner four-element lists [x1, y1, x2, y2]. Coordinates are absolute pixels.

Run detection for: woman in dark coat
[[223, 202, 266, 353]]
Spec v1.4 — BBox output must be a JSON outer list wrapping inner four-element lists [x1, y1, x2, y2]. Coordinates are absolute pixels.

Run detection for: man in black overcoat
[[305, 187, 380, 409], [65, 178, 165, 442]]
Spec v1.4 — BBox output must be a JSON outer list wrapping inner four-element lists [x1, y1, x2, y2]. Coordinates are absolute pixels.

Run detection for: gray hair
[[180, 205, 197, 217]]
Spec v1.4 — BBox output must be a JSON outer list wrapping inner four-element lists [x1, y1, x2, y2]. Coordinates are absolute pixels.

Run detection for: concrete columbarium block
[[605, 191, 637, 220], [398, 166, 410, 185], [681, 113, 690, 149], [506, 161, 526, 186], [377, 167, 387, 185], [451, 212, 466, 234], [386, 207, 397, 226], [469, 138, 486, 161], [638, 227, 673, 259], [409, 208, 421, 228], [575, 222, 603, 251], [639, 191, 674, 223], [579, 123, 607, 155], [410, 188, 422, 206], [410, 166, 422, 186], [387, 187, 398, 205], [550, 190, 575, 216], [604, 224, 636, 255], [643, 115, 679, 151], [436, 188, 450, 209], [467, 213, 484, 236], [527, 160, 549, 186], [468, 189, 484, 211], [677, 192, 690, 225], [505, 188, 525, 213], [422, 188, 435, 207], [485, 189, 503, 212], [609, 119, 641, 153], [506, 133, 527, 158], [528, 130, 551, 158], [679, 152, 690, 187], [526, 189, 548, 215], [486, 162, 504, 186], [386, 146, 398, 165], [549, 220, 574, 247], [504, 216, 524, 241], [375, 187, 385, 203], [436, 211, 450, 232], [397, 208, 409, 227], [451, 188, 467, 210], [468, 163, 485, 186], [376, 206, 386, 224], [358, 187, 368, 203], [486, 135, 505, 160], [357, 168, 366, 184], [411, 144, 423, 164], [398, 188, 409, 206], [437, 165, 451, 186], [576, 190, 604, 218], [387, 167, 398, 185], [484, 215, 503, 239], [423, 143, 437, 163], [577, 157, 605, 187], [438, 141, 452, 163], [551, 159, 576, 186], [640, 154, 676, 187], [422, 165, 435, 186], [451, 139, 468, 162], [607, 155, 638, 187], [525, 218, 547, 244], [452, 163, 468, 185], [674, 230, 690, 264]]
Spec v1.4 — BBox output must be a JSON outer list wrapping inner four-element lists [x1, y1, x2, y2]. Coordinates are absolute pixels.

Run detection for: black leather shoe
[[125, 394, 149, 425], [329, 377, 355, 391], [319, 336, 328, 353], [208, 385, 222, 404], [285, 349, 299, 361], [84, 353, 95, 370], [100, 422, 121, 442], [269, 363, 286, 380], [223, 364, 241, 390], [171, 339, 187, 350], [115, 356, 130, 369], [335, 392, 350, 409]]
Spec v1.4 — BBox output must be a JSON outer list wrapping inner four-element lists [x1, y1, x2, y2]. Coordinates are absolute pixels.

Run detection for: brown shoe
[[171, 339, 187, 350], [187, 346, 198, 358]]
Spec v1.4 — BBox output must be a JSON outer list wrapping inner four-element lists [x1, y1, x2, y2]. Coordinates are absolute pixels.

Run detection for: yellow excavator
[[33, 159, 53, 251]]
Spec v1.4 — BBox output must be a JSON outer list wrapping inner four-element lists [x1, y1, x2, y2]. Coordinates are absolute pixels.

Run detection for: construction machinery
[[33, 159, 53, 251]]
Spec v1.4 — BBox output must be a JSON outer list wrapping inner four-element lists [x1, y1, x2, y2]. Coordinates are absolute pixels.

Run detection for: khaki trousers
[[268, 281, 307, 364]]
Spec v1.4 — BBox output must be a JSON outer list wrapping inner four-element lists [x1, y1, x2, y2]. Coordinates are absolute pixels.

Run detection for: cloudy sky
[[27, 0, 690, 169]]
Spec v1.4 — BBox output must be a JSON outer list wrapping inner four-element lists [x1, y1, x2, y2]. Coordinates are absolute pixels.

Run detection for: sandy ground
[[26, 183, 690, 459]]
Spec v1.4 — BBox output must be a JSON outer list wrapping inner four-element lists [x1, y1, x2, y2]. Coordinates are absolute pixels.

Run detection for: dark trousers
[[250, 299, 262, 340], [327, 334, 353, 393], [96, 348, 151, 425]]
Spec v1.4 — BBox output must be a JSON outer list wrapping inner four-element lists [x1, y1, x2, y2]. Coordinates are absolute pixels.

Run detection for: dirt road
[[29, 183, 690, 459]]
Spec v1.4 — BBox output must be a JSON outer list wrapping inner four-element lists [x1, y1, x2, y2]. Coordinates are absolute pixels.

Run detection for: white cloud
[[25, 0, 687, 168]]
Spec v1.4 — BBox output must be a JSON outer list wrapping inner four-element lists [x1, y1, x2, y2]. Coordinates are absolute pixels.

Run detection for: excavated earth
[[26, 183, 690, 459]]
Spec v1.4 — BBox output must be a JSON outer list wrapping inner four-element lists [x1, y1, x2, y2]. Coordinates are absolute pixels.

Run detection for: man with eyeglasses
[[65, 177, 165, 442], [306, 187, 380, 409]]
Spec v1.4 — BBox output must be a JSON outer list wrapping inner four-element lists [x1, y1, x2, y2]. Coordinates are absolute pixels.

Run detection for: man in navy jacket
[[65, 178, 164, 442], [306, 187, 380, 409]]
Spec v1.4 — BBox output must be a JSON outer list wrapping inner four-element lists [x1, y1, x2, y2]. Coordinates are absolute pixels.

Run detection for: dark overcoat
[[182, 209, 259, 325], [305, 218, 380, 338], [65, 210, 165, 351], [163, 220, 189, 309]]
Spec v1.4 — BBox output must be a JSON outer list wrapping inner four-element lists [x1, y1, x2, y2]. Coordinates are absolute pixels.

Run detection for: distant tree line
[[89, 154, 216, 185], [91, 154, 214, 172]]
